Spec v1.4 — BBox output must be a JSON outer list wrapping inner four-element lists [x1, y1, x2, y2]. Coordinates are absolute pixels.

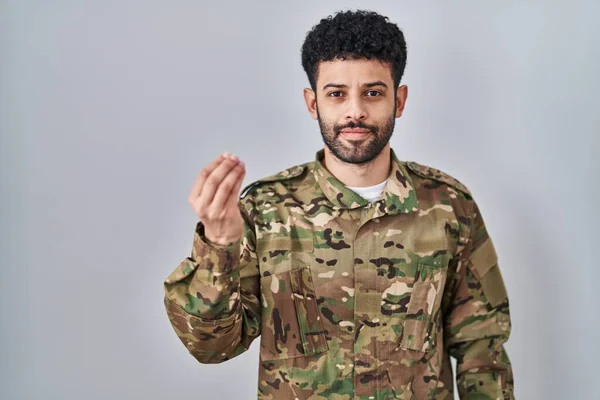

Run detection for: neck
[[323, 145, 391, 187]]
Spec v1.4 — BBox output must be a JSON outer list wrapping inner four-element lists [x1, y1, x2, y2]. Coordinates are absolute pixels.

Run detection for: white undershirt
[[346, 178, 389, 203]]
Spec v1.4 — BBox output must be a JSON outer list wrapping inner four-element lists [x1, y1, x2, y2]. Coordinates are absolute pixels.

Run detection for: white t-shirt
[[346, 178, 389, 203]]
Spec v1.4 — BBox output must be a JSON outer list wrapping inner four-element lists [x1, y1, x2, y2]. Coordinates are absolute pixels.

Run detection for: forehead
[[316, 58, 393, 87]]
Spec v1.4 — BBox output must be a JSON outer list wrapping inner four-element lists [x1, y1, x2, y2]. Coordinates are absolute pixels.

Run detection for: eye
[[366, 90, 382, 97], [327, 91, 344, 98]]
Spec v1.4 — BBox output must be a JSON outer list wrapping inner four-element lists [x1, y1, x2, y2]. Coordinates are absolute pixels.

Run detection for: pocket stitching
[[290, 267, 328, 356], [399, 261, 447, 352], [260, 265, 328, 361]]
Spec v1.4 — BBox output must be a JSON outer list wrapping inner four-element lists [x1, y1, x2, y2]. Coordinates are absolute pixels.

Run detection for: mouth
[[340, 129, 371, 140]]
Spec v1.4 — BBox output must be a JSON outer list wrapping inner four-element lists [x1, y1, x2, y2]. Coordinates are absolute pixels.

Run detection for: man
[[163, 10, 514, 399]]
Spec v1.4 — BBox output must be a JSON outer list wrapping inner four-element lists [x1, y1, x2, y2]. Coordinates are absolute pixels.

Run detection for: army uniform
[[163, 148, 514, 399]]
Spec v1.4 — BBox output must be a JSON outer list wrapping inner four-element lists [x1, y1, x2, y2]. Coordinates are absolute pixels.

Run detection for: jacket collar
[[311, 147, 418, 215]]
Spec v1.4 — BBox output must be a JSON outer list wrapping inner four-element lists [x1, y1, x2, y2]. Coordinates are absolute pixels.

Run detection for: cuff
[[192, 221, 241, 273], [458, 371, 511, 399]]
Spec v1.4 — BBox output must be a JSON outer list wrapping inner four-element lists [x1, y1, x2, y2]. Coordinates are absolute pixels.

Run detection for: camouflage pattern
[[164, 148, 514, 399]]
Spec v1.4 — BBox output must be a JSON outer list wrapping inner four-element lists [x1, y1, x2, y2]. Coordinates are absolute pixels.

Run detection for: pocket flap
[[257, 235, 314, 253], [471, 239, 498, 277]]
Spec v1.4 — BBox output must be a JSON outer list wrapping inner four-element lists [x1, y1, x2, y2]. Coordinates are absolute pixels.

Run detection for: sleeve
[[443, 198, 515, 399], [163, 200, 261, 364]]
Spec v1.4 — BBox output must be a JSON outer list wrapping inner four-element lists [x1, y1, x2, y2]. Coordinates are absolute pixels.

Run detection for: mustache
[[333, 121, 378, 135]]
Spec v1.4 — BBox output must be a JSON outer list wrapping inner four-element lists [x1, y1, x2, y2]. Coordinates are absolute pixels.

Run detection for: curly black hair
[[301, 10, 407, 91]]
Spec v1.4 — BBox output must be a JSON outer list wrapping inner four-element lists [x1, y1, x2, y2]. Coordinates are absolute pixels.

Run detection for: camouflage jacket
[[163, 148, 514, 399]]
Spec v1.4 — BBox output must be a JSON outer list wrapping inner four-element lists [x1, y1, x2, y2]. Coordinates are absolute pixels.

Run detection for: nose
[[345, 96, 367, 121]]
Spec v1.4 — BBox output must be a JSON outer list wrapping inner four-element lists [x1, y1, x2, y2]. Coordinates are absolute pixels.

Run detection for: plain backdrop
[[1, 1, 598, 399]]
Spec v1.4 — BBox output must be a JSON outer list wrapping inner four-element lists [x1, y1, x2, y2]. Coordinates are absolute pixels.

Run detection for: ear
[[303, 88, 318, 120], [395, 85, 408, 118]]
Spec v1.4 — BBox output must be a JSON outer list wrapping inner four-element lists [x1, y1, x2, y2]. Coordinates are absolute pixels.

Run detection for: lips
[[340, 129, 371, 140]]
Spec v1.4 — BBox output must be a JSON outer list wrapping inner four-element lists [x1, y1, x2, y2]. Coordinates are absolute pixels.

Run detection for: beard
[[317, 104, 396, 165]]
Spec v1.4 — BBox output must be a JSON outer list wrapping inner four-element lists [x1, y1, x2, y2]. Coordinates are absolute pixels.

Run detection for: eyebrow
[[322, 81, 389, 90]]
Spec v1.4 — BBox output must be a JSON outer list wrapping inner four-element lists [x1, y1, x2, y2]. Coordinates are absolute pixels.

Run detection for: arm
[[444, 199, 515, 399], [163, 201, 261, 364]]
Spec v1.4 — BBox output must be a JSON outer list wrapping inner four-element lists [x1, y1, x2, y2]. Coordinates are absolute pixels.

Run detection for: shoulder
[[239, 162, 311, 199], [405, 160, 472, 199]]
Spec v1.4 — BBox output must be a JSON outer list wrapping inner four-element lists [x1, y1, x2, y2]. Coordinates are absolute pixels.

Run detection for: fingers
[[189, 154, 225, 201], [209, 161, 246, 213], [228, 164, 246, 205], [196, 154, 242, 208]]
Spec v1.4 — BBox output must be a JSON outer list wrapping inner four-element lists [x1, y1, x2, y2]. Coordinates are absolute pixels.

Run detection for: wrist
[[205, 235, 238, 247], [204, 229, 240, 247]]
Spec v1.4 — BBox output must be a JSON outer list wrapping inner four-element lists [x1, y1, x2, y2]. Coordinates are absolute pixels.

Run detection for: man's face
[[304, 59, 406, 164]]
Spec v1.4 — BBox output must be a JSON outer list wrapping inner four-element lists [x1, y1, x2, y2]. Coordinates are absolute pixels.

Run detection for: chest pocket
[[398, 260, 448, 353], [258, 236, 329, 361]]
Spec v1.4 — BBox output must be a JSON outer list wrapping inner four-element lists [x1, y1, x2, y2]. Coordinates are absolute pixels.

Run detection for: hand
[[188, 152, 246, 245]]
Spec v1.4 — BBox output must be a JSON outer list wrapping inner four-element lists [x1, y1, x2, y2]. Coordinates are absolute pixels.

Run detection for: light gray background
[[1, 1, 598, 399]]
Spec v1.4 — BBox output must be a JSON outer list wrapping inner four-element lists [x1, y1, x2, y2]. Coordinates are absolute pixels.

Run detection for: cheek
[[369, 103, 396, 120], [316, 108, 337, 126], [319, 117, 336, 131]]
